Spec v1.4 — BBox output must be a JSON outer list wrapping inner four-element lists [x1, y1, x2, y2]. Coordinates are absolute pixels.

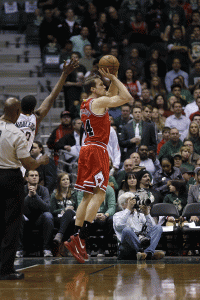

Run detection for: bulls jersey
[[15, 113, 37, 152], [80, 98, 110, 147]]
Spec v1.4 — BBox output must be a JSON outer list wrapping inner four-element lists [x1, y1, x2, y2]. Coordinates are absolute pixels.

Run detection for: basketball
[[98, 55, 120, 74]]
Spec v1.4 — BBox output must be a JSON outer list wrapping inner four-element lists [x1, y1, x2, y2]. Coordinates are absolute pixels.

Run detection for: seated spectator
[[115, 158, 135, 190], [165, 101, 190, 141], [118, 171, 138, 199], [183, 139, 200, 165], [158, 127, 183, 159], [59, 40, 73, 66], [108, 157, 119, 192], [165, 57, 189, 93], [184, 88, 200, 118], [144, 48, 167, 83], [130, 152, 146, 173], [153, 155, 184, 196], [128, 9, 148, 44], [70, 26, 91, 58], [151, 107, 166, 140], [188, 26, 200, 67], [140, 88, 154, 107], [163, 179, 187, 216], [157, 126, 171, 155], [122, 68, 142, 100], [186, 10, 200, 40], [173, 152, 183, 168], [180, 145, 195, 171], [47, 110, 74, 165], [189, 61, 200, 92], [51, 172, 77, 252], [114, 104, 132, 135], [113, 192, 164, 260], [186, 121, 200, 153], [79, 44, 95, 73], [30, 141, 57, 195], [149, 76, 167, 99], [107, 127, 121, 177], [189, 96, 200, 121], [153, 94, 171, 118], [142, 105, 153, 123], [138, 145, 161, 177], [167, 76, 193, 104], [16, 170, 54, 258], [181, 167, 195, 192], [161, 13, 186, 42], [63, 52, 87, 110], [187, 167, 200, 225]]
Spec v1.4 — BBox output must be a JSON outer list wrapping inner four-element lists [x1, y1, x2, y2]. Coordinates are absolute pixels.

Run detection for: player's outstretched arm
[[99, 68, 133, 108], [35, 58, 79, 125]]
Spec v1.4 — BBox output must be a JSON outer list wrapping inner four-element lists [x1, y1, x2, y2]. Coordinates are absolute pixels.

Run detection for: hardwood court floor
[[1, 257, 200, 299]]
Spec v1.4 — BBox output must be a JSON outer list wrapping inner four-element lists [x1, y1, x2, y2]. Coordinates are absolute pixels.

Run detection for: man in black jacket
[[16, 170, 54, 258], [119, 106, 157, 161]]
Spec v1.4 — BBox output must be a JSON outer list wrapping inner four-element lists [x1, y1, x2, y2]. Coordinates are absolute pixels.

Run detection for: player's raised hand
[[99, 68, 116, 81], [63, 58, 79, 75]]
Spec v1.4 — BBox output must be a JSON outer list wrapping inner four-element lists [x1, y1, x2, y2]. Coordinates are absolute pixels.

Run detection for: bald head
[[4, 97, 21, 123]]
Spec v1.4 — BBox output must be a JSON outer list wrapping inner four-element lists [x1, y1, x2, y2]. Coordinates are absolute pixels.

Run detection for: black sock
[[79, 221, 92, 240], [146, 252, 153, 260], [74, 225, 81, 234]]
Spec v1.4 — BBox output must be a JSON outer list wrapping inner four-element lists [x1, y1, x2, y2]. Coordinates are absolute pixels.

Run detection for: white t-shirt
[[0, 120, 30, 169], [15, 113, 37, 151]]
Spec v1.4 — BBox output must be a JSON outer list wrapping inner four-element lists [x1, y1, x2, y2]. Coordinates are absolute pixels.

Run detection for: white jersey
[[15, 113, 37, 151]]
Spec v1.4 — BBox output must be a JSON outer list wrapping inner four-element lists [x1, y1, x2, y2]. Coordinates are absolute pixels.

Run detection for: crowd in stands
[[12, 0, 200, 258]]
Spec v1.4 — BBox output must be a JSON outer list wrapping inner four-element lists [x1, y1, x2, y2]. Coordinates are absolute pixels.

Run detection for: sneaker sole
[[64, 241, 85, 264], [70, 235, 88, 259]]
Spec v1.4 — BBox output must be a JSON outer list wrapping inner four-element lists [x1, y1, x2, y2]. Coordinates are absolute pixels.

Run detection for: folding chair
[[151, 203, 181, 255]]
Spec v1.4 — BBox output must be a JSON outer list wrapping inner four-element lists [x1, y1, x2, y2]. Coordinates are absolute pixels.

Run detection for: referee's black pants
[[0, 169, 24, 275]]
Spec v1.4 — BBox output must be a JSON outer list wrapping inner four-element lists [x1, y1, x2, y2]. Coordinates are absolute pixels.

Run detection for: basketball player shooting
[[64, 67, 133, 263]]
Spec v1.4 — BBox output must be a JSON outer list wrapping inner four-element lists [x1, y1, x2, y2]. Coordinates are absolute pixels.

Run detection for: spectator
[[188, 26, 200, 66], [165, 58, 189, 93], [47, 110, 74, 165], [128, 10, 148, 44], [56, 8, 81, 48], [189, 97, 200, 122], [153, 155, 184, 196], [189, 61, 200, 92], [186, 121, 200, 154], [16, 170, 54, 258], [151, 107, 166, 139], [186, 10, 200, 39], [122, 68, 142, 100], [59, 40, 73, 66], [120, 106, 157, 161], [140, 88, 154, 107], [153, 94, 171, 118], [30, 141, 57, 194], [165, 101, 190, 140], [79, 44, 95, 72], [142, 105, 153, 123], [63, 52, 87, 110], [173, 152, 183, 168], [70, 26, 91, 58], [168, 83, 188, 107], [39, 6, 59, 55], [163, 0, 186, 27], [138, 145, 161, 177], [193, 114, 200, 126], [162, 13, 186, 42], [120, 0, 141, 25], [158, 127, 183, 159], [118, 171, 138, 200], [180, 145, 195, 171], [51, 172, 77, 251], [115, 158, 135, 190], [184, 88, 200, 118], [114, 104, 132, 134], [187, 167, 200, 225], [183, 139, 200, 165], [107, 126, 121, 176], [167, 76, 193, 104], [144, 49, 167, 83], [163, 179, 187, 215], [157, 126, 171, 155], [113, 192, 164, 260], [130, 152, 146, 173], [149, 76, 167, 99]]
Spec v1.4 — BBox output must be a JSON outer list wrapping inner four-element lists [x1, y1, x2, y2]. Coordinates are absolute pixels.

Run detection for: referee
[[0, 98, 49, 280]]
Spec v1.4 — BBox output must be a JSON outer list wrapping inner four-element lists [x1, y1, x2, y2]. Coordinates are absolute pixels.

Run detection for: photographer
[[113, 192, 165, 260]]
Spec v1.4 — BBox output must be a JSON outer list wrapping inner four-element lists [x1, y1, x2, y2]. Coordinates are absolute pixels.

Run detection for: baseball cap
[[173, 153, 182, 159], [180, 167, 194, 175], [194, 167, 200, 174], [60, 111, 72, 118]]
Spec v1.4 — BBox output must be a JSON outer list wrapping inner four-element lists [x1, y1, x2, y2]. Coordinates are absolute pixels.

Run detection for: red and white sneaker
[[70, 234, 88, 259], [64, 239, 85, 264]]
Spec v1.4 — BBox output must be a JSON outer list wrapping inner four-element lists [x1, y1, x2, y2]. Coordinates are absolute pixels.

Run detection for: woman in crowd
[[50, 172, 77, 253], [122, 68, 142, 100], [153, 94, 171, 118], [118, 172, 138, 199], [151, 107, 166, 141], [161, 13, 186, 42], [187, 121, 200, 154], [153, 155, 183, 196], [180, 145, 195, 171], [149, 76, 167, 99]]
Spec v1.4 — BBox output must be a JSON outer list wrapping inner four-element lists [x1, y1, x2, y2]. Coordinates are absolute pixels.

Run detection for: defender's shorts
[[74, 143, 109, 194]]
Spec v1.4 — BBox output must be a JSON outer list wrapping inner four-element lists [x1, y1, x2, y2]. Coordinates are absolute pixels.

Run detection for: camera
[[138, 234, 151, 249], [132, 194, 151, 207]]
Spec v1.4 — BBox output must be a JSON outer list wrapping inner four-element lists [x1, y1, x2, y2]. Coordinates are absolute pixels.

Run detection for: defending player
[[64, 68, 133, 263]]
